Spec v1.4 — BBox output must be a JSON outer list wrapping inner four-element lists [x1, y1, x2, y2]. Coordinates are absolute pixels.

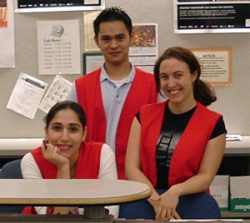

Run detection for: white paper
[[84, 54, 104, 74], [130, 55, 156, 73], [7, 73, 48, 119], [0, 0, 15, 68], [37, 19, 81, 75], [193, 49, 231, 84], [84, 0, 100, 5], [39, 75, 72, 113], [83, 54, 155, 74]]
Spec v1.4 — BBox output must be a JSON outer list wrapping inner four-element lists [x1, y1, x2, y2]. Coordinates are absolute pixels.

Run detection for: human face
[[94, 21, 133, 66], [159, 58, 197, 112], [45, 109, 86, 162]]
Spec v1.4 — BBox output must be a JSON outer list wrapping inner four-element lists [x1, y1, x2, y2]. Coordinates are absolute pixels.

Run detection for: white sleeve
[[98, 144, 118, 179], [21, 152, 43, 179], [21, 153, 47, 214], [98, 144, 119, 218]]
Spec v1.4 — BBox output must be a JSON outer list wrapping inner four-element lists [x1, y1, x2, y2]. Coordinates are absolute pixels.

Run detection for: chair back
[[0, 159, 23, 179], [0, 159, 24, 213]]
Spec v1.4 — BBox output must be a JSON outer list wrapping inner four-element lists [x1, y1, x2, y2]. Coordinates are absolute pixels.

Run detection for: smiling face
[[45, 109, 86, 162], [159, 58, 197, 112], [94, 21, 133, 66]]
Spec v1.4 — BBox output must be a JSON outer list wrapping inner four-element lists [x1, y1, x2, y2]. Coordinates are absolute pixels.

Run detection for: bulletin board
[[174, 0, 250, 34]]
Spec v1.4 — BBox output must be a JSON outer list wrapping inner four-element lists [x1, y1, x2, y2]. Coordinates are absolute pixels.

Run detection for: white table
[[0, 179, 151, 219]]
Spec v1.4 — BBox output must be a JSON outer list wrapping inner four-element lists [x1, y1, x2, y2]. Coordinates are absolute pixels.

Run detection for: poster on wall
[[129, 23, 158, 73], [191, 48, 232, 86], [130, 23, 158, 56], [15, 0, 105, 13], [174, 0, 250, 33], [37, 19, 81, 75], [83, 11, 100, 51], [0, 0, 15, 68]]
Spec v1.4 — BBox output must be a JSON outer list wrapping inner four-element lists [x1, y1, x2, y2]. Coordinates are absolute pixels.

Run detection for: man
[[68, 7, 158, 179]]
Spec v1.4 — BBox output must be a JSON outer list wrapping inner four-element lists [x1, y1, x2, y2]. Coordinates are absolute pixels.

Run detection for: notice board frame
[[15, 0, 105, 13]]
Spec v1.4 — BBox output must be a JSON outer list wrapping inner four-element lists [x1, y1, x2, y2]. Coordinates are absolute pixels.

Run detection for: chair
[[0, 159, 23, 179], [119, 191, 221, 219], [0, 159, 24, 213]]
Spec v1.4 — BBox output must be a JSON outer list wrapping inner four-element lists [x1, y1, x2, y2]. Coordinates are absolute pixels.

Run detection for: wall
[[1, 0, 250, 138]]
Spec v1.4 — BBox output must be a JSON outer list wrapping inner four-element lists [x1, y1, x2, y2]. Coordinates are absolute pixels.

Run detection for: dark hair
[[93, 7, 133, 36], [154, 46, 217, 106], [44, 100, 86, 128]]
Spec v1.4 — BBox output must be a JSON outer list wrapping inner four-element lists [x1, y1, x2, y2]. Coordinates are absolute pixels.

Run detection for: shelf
[[221, 210, 250, 218], [0, 138, 42, 157], [226, 136, 250, 155], [1, 136, 250, 157]]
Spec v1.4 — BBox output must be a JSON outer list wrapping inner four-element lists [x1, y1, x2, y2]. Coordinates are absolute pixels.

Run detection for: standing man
[[68, 7, 158, 179]]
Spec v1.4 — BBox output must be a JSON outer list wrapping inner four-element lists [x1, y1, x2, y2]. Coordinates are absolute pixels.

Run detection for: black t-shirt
[[137, 104, 227, 189]]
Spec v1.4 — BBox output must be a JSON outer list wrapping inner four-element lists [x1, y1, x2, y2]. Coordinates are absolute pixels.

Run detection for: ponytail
[[194, 79, 217, 106]]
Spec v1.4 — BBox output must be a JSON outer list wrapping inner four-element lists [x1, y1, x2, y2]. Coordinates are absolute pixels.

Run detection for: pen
[[21, 77, 46, 89]]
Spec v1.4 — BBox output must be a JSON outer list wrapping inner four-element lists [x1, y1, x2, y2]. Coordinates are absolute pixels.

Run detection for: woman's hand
[[156, 187, 181, 220], [148, 191, 161, 214], [41, 143, 70, 170]]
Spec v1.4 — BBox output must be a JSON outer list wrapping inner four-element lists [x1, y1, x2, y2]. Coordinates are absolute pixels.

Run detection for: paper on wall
[[7, 73, 48, 119], [37, 19, 81, 75], [39, 75, 72, 113]]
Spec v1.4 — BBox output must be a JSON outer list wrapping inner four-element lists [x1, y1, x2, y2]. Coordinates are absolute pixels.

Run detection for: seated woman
[[124, 46, 227, 220], [21, 100, 118, 217]]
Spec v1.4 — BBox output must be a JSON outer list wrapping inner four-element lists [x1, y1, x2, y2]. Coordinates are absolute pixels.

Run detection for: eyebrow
[[69, 123, 81, 127], [101, 33, 126, 38], [160, 70, 183, 74], [50, 122, 81, 127]]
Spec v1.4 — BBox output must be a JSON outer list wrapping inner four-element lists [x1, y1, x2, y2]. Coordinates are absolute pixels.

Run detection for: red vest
[[22, 142, 102, 214], [140, 101, 221, 187], [31, 142, 101, 179], [75, 67, 157, 179]]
